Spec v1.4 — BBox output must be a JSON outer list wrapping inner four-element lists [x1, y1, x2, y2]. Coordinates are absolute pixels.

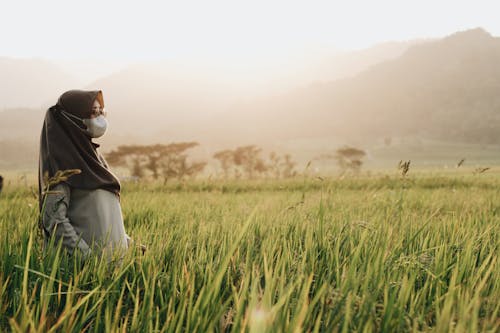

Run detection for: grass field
[[0, 172, 499, 332]]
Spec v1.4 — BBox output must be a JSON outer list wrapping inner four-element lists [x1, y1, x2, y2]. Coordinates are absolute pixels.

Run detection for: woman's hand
[[139, 243, 147, 255], [126, 234, 146, 254]]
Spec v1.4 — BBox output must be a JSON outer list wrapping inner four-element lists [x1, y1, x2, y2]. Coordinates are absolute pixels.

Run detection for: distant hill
[[2, 28, 500, 169], [311, 40, 423, 82], [0, 57, 79, 108], [0, 42, 412, 111], [214, 28, 500, 145], [0, 40, 414, 141], [86, 41, 416, 135], [84, 28, 500, 146]]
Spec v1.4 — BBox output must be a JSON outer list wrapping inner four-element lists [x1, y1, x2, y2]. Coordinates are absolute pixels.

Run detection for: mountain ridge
[[1, 28, 500, 169]]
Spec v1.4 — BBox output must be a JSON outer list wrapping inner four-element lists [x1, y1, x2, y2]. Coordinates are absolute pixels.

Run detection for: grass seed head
[[42, 169, 82, 192]]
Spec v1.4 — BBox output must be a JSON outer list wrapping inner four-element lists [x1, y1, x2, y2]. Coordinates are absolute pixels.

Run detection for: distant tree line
[[213, 145, 296, 179], [315, 146, 367, 174], [105, 143, 297, 181], [106, 142, 206, 183]]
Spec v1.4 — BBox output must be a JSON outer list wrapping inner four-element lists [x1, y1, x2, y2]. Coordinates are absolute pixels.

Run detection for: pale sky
[[1, 0, 499, 63]]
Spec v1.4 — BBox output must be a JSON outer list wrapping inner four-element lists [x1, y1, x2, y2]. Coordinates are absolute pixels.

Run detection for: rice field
[[0, 172, 499, 332]]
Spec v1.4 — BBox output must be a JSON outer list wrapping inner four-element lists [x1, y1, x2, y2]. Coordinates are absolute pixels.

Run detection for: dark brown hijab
[[38, 90, 120, 209]]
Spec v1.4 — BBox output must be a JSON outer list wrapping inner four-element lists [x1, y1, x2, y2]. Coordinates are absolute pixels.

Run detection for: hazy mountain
[[214, 28, 500, 145], [310, 40, 424, 82], [0, 40, 412, 144], [2, 28, 499, 169], [82, 41, 417, 140], [0, 41, 412, 111], [0, 57, 81, 109], [56, 58, 132, 88]]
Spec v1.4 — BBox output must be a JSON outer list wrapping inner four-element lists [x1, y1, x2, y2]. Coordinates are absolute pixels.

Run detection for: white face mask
[[61, 111, 108, 138], [83, 115, 108, 138]]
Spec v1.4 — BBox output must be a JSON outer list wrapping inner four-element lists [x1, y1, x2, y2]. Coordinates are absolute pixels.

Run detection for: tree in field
[[213, 146, 267, 179], [268, 152, 282, 178], [213, 147, 297, 180], [268, 152, 297, 179], [158, 142, 207, 183], [233, 145, 268, 179], [106, 145, 148, 178], [132, 157, 145, 178], [281, 154, 297, 178], [213, 149, 235, 179], [106, 142, 206, 182], [334, 146, 366, 174]]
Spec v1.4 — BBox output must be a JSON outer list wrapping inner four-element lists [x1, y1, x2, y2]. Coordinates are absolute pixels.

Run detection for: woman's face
[[90, 99, 106, 119]]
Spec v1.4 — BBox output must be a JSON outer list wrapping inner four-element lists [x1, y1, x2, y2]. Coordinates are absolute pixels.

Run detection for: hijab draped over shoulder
[[38, 90, 120, 209]]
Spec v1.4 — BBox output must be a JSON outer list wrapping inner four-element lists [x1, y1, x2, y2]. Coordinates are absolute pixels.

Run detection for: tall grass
[[0, 173, 498, 332]]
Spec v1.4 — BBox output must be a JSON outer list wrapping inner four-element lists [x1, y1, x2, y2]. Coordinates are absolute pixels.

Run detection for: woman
[[39, 89, 130, 259]]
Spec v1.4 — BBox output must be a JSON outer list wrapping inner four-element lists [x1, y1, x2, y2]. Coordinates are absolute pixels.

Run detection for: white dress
[[41, 182, 128, 258]]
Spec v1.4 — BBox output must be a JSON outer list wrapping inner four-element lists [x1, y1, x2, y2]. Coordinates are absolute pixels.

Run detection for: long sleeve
[[41, 182, 91, 257]]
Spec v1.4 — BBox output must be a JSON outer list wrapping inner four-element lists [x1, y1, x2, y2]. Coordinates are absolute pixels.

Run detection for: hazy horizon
[[2, 1, 500, 171], [2, 38, 421, 93], [3, 0, 499, 97]]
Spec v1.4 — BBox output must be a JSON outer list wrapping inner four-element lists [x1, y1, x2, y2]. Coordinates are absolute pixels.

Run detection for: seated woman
[[39, 90, 132, 259]]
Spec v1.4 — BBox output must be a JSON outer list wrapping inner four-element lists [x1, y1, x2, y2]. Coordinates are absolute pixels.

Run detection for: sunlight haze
[[2, 0, 500, 170], [2, 0, 499, 62]]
